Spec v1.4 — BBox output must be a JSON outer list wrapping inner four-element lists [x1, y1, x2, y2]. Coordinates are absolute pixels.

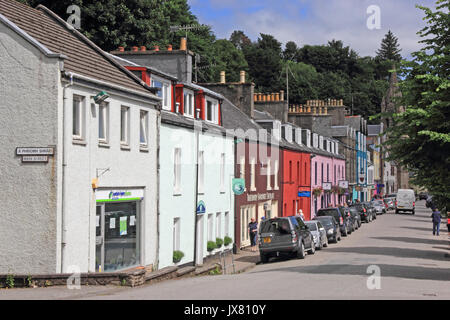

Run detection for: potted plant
[[224, 236, 233, 247], [216, 238, 223, 249], [173, 250, 184, 264], [331, 185, 340, 194], [207, 241, 217, 253], [312, 187, 323, 197]]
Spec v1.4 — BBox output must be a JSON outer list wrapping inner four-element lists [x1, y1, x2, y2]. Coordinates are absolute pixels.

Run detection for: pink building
[[310, 136, 346, 217]]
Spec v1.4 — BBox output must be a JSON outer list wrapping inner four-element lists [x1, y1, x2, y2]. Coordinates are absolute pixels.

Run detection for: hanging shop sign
[[96, 189, 144, 202], [322, 182, 332, 191], [298, 191, 311, 198], [232, 178, 245, 195], [338, 180, 349, 189], [196, 200, 206, 214]]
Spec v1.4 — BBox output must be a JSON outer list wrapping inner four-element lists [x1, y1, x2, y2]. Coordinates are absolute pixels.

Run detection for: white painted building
[[0, 2, 160, 273]]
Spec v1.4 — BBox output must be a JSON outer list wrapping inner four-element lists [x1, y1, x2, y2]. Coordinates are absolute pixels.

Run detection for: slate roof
[[0, 0, 155, 96]]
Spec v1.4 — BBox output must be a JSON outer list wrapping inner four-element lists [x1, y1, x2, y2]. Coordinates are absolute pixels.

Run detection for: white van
[[395, 189, 416, 215]]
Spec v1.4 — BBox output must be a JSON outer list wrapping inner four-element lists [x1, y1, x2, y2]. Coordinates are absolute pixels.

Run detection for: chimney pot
[[140, 46, 147, 52], [153, 45, 159, 52], [118, 46, 125, 52], [132, 46, 139, 52], [168, 44, 173, 51], [240, 71, 246, 83], [180, 37, 187, 51], [280, 90, 284, 101], [220, 71, 226, 84]]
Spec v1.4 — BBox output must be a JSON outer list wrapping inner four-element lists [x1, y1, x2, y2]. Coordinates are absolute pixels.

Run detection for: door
[[96, 201, 140, 272], [240, 205, 256, 248], [195, 214, 204, 266]]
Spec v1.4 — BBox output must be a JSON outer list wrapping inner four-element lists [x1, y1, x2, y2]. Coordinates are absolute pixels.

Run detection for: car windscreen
[[305, 222, 317, 231], [317, 209, 340, 220], [260, 219, 291, 234]]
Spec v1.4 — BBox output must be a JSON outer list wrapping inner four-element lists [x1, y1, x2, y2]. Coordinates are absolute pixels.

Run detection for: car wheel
[[260, 253, 269, 264], [297, 241, 305, 259], [395, 210, 398, 214], [412, 210, 415, 215], [308, 238, 316, 255]]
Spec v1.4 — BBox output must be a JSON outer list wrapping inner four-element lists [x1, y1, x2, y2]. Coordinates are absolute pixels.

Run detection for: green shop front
[[95, 189, 144, 272]]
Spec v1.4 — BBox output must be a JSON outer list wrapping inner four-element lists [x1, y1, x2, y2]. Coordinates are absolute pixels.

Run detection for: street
[[1, 201, 448, 300]]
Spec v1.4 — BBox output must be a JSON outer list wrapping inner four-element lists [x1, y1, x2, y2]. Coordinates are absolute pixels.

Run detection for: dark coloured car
[[339, 206, 354, 234], [348, 206, 362, 228], [426, 195, 434, 208], [418, 192, 428, 200], [350, 203, 372, 223], [258, 216, 315, 263], [362, 202, 377, 220], [313, 216, 341, 243], [316, 207, 349, 236]]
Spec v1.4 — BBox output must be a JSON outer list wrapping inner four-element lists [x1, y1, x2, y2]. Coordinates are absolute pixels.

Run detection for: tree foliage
[[381, 0, 450, 210]]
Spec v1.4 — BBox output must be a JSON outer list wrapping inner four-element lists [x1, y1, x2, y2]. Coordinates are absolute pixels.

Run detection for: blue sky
[[188, 0, 438, 58]]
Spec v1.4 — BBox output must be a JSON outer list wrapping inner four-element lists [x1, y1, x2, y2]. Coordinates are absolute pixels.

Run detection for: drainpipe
[[193, 121, 200, 266], [61, 72, 73, 273], [155, 109, 161, 270]]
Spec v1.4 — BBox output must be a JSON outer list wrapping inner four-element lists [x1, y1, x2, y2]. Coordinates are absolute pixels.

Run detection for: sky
[[188, 0, 438, 58]]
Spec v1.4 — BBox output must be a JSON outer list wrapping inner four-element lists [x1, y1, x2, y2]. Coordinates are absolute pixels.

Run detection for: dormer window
[[184, 89, 194, 118], [206, 98, 219, 124], [151, 76, 171, 111]]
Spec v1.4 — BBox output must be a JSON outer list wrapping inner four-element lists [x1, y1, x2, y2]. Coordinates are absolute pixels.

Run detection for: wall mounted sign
[[16, 147, 54, 156], [338, 180, 349, 189], [247, 193, 274, 202], [322, 182, 332, 191], [196, 200, 206, 214], [232, 178, 245, 195], [298, 191, 311, 198], [96, 189, 144, 202], [22, 156, 49, 163]]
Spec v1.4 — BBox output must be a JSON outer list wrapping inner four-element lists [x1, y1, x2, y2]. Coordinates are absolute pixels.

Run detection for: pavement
[[0, 200, 448, 300]]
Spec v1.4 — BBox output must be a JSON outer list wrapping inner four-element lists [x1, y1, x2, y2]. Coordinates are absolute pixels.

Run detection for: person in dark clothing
[[248, 218, 258, 252], [431, 209, 441, 236], [447, 216, 450, 232]]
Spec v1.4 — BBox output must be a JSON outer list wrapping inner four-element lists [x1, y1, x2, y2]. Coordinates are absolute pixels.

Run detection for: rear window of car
[[315, 217, 333, 227], [260, 219, 291, 234], [317, 208, 340, 220]]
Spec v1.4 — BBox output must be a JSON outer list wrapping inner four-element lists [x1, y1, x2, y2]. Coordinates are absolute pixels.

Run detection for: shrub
[[173, 250, 184, 263], [224, 236, 233, 246], [216, 238, 223, 248], [6, 274, 14, 289], [207, 241, 217, 252]]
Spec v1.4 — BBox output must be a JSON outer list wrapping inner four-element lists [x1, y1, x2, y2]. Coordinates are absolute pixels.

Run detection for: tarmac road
[[1, 200, 449, 300]]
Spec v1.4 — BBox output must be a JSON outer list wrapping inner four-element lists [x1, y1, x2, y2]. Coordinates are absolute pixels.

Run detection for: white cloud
[[189, 0, 437, 58]]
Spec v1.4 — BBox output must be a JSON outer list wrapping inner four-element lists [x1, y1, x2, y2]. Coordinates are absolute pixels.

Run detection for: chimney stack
[[240, 71, 246, 83], [180, 37, 187, 51], [220, 71, 226, 84]]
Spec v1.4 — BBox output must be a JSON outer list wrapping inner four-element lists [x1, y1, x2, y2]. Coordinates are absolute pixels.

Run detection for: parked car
[[317, 207, 349, 236], [371, 199, 386, 215], [313, 216, 341, 243], [385, 193, 397, 199], [339, 206, 355, 233], [348, 206, 362, 228], [395, 189, 416, 215], [258, 216, 315, 263], [383, 197, 395, 210], [305, 220, 328, 250], [350, 203, 371, 223], [418, 192, 428, 200], [362, 202, 377, 220]]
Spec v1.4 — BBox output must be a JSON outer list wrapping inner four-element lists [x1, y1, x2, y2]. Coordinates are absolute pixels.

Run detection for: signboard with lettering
[[96, 189, 144, 202], [16, 147, 54, 156], [22, 156, 49, 163], [322, 182, 332, 191], [338, 180, 349, 189], [298, 191, 311, 198], [247, 193, 275, 202]]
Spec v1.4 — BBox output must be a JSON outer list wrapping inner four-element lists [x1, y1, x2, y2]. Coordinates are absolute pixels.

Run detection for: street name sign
[[16, 147, 54, 156]]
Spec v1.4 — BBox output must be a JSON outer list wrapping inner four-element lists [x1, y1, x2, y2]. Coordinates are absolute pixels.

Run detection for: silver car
[[305, 221, 328, 250], [371, 200, 387, 215]]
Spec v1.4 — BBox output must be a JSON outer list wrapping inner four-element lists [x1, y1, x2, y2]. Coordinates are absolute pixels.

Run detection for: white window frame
[[216, 212, 221, 240], [120, 106, 130, 146], [224, 212, 229, 237], [184, 89, 194, 118], [139, 110, 148, 148], [220, 153, 225, 193], [174, 148, 182, 194], [266, 159, 272, 190], [98, 102, 109, 144], [205, 97, 219, 124], [173, 218, 180, 252], [72, 95, 85, 141], [274, 160, 279, 190], [250, 158, 256, 191], [151, 76, 171, 111]]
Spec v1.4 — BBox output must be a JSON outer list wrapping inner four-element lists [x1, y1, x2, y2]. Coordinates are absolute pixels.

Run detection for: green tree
[[376, 30, 402, 63], [283, 41, 299, 61], [208, 39, 249, 83], [380, 0, 450, 210], [229, 30, 251, 50]]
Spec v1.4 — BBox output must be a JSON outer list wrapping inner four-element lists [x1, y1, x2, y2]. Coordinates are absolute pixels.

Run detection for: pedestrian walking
[[447, 215, 450, 233], [298, 209, 305, 221], [248, 217, 258, 252], [431, 209, 441, 236]]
